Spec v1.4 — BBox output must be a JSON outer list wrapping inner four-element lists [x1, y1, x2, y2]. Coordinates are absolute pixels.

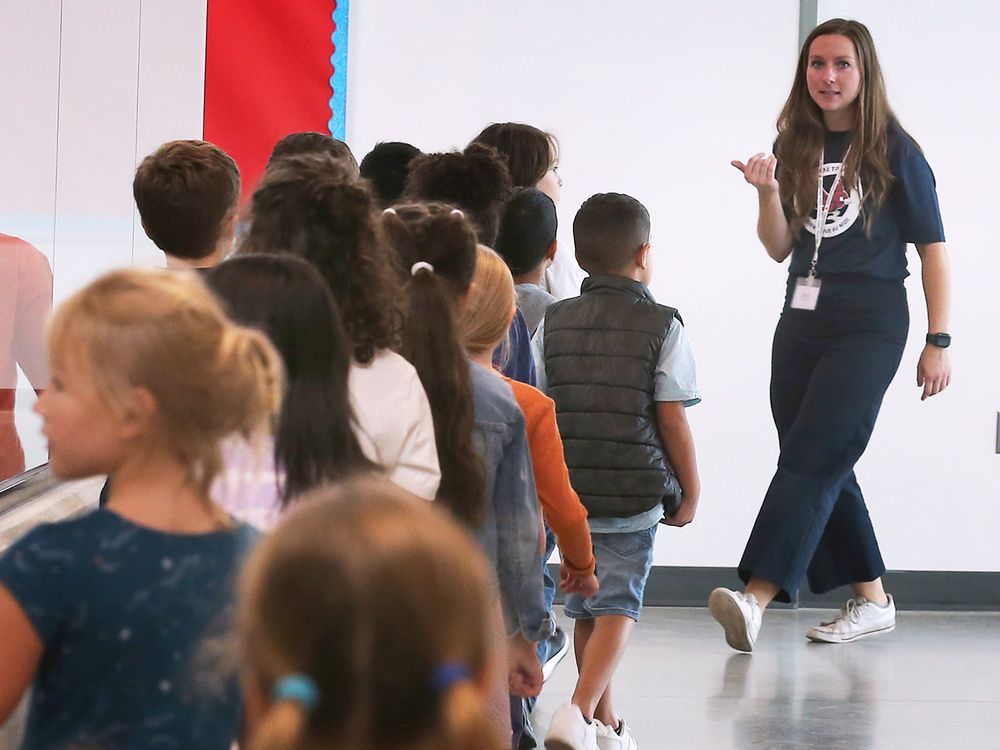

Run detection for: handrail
[[0, 465, 59, 517]]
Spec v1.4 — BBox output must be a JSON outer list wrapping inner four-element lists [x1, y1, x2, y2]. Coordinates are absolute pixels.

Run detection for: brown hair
[[573, 192, 650, 276], [462, 246, 516, 358], [404, 143, 512, 246], [777, 18, 898, 235], [48, 269, 282, 504], [267, 132, 359, 176], [472, 122, 558, 187], [133, 140, 241, 261], [381, 203, 485, 527], [240, 477, 502, 750], [238, 153, 402, 364], [206, 255, 376, 505]]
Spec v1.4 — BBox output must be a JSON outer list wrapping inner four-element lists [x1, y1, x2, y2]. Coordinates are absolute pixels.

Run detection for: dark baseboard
[[549, 565, 1000, 611]]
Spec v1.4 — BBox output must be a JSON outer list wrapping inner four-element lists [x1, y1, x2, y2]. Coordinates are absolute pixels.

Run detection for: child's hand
[[506, 633, 544, 697], [560, 562, 599, 598], [662, 494, 699, 527], [731, 153, 779, 195]]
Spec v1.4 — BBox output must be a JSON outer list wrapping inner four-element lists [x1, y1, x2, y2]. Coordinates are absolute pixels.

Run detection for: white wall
[[1, 0, 207, 480], [810, 1, 1000, 570], [347, 1, 999, 572]]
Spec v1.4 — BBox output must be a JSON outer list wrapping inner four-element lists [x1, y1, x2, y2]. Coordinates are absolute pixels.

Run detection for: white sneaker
[[597, 718, 638, 750], [806, 595, 896, 644], [545, 704, 599, 750], [708, 588, 762, 653]]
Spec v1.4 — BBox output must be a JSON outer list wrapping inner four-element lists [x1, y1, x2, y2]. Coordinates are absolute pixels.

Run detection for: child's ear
[[119, 386, 158, 440], [636, 243, 651, 270], [545, 239, 558, 264], [221, 210, 239, 244]]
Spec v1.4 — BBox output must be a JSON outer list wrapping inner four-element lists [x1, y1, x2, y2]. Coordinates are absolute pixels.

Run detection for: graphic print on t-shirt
[[805, 161, 862, 239]]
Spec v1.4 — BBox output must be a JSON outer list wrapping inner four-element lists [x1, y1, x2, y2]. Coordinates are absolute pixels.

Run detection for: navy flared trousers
[[739, 276, 909, 602]]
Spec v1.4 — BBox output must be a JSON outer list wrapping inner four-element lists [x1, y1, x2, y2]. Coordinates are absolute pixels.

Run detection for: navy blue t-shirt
[[493, 308, 537, 386], [0, 509, 258, 750], [786, 122, 945, 280]]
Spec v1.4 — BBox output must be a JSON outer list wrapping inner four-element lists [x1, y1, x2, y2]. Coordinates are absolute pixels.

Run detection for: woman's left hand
[[917, 344, 951, 400]]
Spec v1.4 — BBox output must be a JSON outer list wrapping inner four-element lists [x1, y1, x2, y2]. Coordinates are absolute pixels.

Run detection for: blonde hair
[[240, 477, 503, 750], [461, 245, 516, 358], [48, 268, 282, 503]]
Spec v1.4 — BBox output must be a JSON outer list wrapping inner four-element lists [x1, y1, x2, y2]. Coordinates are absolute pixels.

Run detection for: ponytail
[[199, 326, 284, 497], [383, 205, 485, 528]]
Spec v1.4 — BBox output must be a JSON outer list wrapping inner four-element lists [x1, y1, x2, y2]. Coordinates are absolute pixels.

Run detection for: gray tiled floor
[[534, 607, 1000, 749]]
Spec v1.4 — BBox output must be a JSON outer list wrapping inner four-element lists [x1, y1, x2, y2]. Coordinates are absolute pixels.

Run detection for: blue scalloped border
[[328, 0, 349, 139]]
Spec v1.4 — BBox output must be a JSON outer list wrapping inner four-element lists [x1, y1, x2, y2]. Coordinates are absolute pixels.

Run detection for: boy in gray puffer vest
[[532, 192, 701, 750]]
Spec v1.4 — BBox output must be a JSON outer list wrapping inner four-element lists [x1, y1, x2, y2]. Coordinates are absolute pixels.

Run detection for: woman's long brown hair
[[776, 18, 903, 235]]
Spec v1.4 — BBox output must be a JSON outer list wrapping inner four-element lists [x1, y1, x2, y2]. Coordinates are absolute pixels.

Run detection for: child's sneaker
[[806, 595, 896, 644], [541, 625, 571, 681], [545, 704, 599, 750], [708, 588, 762, 653], [597, 718, 638, 750]]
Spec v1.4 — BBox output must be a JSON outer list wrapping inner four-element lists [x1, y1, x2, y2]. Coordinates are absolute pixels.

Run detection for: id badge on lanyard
[[791, 147, 850, 311]]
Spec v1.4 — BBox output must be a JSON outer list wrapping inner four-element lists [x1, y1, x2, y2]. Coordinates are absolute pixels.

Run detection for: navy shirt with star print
[[0, 508, 258, 750], [782, 120, 945, 281]]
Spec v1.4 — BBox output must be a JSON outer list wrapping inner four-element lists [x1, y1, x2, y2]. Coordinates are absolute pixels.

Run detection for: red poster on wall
[[204, 0, 335, 201]]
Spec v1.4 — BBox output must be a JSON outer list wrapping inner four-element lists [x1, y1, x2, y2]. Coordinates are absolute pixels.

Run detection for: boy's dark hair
[[573, 193, 651, 276], [133, 140, 240, 261], [472, 122, 556, 187], [268, 131, 359, 174], [359, 141, 422, 207], [206, 254, 375, 503], [238, 153, 402, 364], [494, 187, 557, 276], [381, 203, 484, 528], [404, 143, 512, 246]]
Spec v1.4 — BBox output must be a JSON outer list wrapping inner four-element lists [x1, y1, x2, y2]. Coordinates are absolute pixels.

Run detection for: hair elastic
[[432, 662, 471, 693], [382, 207, 398, 215], [272, 674, 320, 713], [411, 261, 435, 276], [450, 208, 464, 217]]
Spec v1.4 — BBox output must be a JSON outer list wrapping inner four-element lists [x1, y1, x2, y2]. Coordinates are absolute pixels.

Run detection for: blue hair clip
[[272, 673, 320, 713], [432, 662, 471, 693]]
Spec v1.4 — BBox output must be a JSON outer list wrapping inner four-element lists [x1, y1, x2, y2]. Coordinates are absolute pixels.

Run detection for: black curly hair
[[238, 153, 402, 364], [403, 143, 512, 246]]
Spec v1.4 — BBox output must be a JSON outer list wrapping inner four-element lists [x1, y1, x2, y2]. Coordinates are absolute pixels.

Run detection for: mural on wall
[[204, 0, 349, 200]]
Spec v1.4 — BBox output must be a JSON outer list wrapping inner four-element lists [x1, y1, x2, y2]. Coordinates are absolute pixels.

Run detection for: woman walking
[[710, 18, 951, 652]]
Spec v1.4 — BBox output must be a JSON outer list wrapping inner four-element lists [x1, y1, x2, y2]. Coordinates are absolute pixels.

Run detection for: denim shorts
[[564, 525, 657, 622]]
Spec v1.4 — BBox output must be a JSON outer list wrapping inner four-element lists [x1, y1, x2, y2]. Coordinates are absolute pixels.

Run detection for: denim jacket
[[469, 362, 552, 643]]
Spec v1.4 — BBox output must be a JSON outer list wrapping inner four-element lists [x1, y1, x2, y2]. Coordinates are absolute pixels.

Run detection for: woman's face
[[806, 34, 862, 128], [535, 142, 562, 204]]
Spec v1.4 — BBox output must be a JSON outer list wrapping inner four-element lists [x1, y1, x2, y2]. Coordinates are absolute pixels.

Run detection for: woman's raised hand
[[732, 153, 779, 194]]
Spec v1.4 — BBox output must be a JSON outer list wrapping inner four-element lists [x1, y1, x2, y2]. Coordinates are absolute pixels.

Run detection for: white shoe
[[806, 595, 896, 644], [545, 704, 599, 750], [597, 718, 638, 750], [708, 588, 762, 653]]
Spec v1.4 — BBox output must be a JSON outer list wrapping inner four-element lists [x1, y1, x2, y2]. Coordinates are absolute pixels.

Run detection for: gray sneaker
[[806, 595, 896, 644], [709, 588, 762, 653]]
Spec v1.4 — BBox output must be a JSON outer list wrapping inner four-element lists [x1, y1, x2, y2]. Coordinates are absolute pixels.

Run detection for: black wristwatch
[[926, 332, 952, 348]]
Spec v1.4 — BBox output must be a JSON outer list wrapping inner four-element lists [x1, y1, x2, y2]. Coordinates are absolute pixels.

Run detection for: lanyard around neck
[[810, 145, 851, 279]]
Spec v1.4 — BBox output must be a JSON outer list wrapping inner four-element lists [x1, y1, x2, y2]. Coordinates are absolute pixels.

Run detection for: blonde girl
[[238, 477, 505, 750], [0, 268, 281, 749], [462, 245, 598, 597]]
